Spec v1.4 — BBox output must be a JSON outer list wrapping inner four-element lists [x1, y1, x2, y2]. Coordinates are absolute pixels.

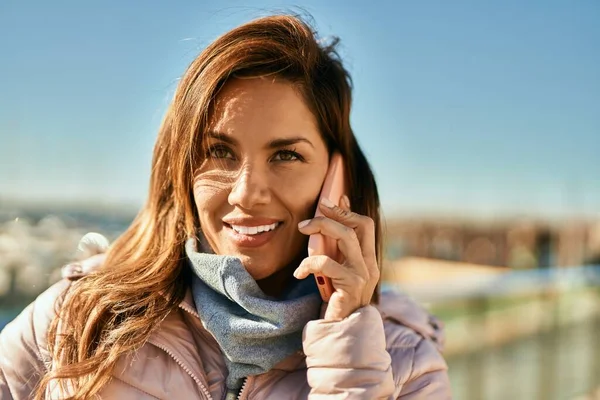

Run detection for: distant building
[[385, 217, 600, 268]]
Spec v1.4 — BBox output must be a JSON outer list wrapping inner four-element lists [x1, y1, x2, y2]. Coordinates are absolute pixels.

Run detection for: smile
[[223, 221, 282, 248], [230, 222, 280, 235]]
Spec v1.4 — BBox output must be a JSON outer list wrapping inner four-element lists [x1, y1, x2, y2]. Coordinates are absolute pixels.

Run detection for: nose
[[227, 163, 271, 209]]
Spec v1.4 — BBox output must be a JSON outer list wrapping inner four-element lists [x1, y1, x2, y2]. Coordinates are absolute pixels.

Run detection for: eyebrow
[[207, 132, 237, 145], [267, 137, 314, 149], [206, 132, 314, 149]]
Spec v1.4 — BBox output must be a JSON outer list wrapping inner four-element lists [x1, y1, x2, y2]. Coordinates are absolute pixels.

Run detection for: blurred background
[[1, 1, 598, 399]]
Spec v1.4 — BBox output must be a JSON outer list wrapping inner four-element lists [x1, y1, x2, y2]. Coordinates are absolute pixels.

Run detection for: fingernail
[[320, 197, 335, 208], [293, 269, 300, 278], [298, 219, 310, 228]]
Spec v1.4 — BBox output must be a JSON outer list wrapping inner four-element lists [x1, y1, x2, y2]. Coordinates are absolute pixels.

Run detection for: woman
[[0, 15, 451, 399]]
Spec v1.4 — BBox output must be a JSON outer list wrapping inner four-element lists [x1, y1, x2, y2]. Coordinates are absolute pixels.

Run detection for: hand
[[61, 232, 109, 280], [294, 196, 379, 321]]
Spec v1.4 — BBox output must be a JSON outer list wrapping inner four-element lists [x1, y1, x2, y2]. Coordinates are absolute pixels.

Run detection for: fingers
[[298, 216, 366, 275], [294, 255, 370, 311], [317, 196, 380, 305], [318, 197, 377, 266], [294, 255, 368, 294], [293, 255, 346, 280], [296, 196, 380, 319]]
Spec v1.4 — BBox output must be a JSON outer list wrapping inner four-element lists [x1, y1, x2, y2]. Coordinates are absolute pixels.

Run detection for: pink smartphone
[[307, 152, 347, 302]]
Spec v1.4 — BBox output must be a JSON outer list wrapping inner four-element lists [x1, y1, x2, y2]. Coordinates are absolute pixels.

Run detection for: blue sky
[[1, 1, 598, 218]]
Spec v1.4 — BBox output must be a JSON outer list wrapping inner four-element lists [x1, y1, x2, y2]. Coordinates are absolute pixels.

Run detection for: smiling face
[[193, 77, 330, 281]]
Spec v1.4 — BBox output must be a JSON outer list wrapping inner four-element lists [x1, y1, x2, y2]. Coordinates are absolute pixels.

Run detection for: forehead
[[207, 77, 321, 141]]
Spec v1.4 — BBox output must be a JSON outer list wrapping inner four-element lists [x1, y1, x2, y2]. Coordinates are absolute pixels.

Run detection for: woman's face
[[193, 77, 329, 280]]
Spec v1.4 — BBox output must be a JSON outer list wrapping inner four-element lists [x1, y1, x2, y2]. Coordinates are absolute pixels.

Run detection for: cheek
[[193, 174, 232, 224], [276, 172, 323, 221]]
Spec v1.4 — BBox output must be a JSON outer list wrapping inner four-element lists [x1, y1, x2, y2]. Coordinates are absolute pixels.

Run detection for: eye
[[272, 150, 302, 162], [208, 146, 234, 159]]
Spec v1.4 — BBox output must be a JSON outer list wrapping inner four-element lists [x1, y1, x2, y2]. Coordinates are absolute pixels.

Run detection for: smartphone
[[307, 152, 347, 302]]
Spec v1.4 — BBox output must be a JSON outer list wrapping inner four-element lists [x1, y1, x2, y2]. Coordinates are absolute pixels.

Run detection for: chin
[[234, 253, 278, 280]]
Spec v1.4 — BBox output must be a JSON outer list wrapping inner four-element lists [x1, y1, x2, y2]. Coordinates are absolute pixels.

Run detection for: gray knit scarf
[[185, 238, 321, 391]]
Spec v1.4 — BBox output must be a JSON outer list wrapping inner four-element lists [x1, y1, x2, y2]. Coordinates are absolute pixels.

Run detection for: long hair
[[36, 14, 382, 398]]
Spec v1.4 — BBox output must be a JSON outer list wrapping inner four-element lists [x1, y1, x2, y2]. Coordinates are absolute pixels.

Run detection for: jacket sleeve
[[0, 280, 71, 400], [302, 305, 395, 399], [393, 338, 452, 399]]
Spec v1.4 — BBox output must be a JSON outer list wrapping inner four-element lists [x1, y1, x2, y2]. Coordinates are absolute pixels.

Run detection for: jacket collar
[[178, 287, 445, 365], [179, 287, 200, 318], [178, 287, 308, 372]]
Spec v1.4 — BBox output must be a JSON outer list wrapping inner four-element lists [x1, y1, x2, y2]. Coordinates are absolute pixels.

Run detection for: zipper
[[179, 302, 201, 319], [237, 377, 249, 400], [149, 340, 214, 400], [178, 302, 247, 400], [222, 377, 249, 400]]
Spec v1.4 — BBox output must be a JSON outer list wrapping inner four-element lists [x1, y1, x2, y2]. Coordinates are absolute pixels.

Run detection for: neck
[[256, 253, 305, 298]]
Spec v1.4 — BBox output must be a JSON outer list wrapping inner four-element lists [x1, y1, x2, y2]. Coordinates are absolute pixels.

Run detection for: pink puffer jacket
[[0, 278, 451, 399]]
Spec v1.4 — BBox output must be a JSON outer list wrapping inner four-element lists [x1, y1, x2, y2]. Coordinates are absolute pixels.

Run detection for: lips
[[224, 222, 282, 248], [222, 217, 283, 248], [230, 222, 280, 235]]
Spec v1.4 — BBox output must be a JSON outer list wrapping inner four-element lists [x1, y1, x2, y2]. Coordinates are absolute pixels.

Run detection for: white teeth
[[230, 222, 279, 235]]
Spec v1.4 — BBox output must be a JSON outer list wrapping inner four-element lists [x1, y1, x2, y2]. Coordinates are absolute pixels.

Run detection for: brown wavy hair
[[36, 14, 382, 399]]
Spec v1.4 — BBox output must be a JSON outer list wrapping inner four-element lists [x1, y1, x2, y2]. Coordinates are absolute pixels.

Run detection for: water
[[447, 318, 600, 400]]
